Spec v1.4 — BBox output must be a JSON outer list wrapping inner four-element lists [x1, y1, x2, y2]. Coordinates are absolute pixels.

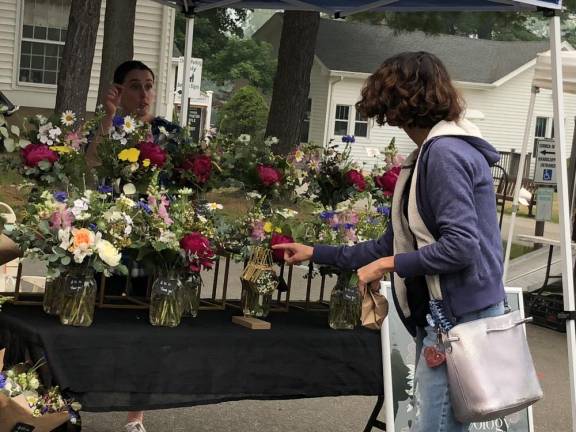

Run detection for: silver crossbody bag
[[407, 148, 543, 423]]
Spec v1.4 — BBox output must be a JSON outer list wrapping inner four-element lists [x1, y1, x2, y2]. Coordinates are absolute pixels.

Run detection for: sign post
[[534, 138, 558, 242]]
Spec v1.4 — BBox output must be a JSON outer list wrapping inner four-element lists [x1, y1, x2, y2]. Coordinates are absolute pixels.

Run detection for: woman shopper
[[273, 51, 506, 432], [86, 60, 179, 432]]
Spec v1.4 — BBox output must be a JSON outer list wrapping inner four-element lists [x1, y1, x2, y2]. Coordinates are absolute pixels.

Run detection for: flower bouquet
[[2, 190, 128, 326], [96, 114, 169, 194], [0, 356, 81, 432], [289, 139, 367, 211], [370, 138, 404, 207], [130, 182, 216, 326], [0, 110, 94, 190]]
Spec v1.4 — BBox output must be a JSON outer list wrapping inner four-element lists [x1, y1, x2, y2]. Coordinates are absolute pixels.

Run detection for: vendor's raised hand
[[357, 256, 395, 293], [104, 84, 123, 118], [271, 243, 313, 265]]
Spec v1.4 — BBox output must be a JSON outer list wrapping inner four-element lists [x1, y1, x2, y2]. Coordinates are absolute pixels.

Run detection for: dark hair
[[356, 52, 464, 129], [113, 60, 155, 84]]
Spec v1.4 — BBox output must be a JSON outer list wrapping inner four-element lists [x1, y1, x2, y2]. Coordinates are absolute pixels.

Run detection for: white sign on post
[[380, 283, 534, 432], [535, 187, 554, 221], [534, 138, 557, 185], [175, 57, 203, 100]]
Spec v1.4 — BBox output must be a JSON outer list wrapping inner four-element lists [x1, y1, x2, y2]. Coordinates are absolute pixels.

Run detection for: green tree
[[208, 38, 277, 93], [219, 86, 268, 137]]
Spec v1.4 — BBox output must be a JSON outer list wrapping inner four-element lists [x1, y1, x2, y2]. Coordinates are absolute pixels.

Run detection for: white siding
[[312, 66, 576, 172], [0, 0, 174, 116], [307, 60, 330, 145]]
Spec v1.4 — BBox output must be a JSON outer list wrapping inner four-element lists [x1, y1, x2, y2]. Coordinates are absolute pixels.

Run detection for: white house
[[255, 15, 576, 174], [0, 0, 176, 117]]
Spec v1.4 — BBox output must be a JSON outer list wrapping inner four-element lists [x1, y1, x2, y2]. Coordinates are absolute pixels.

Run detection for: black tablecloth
[[0, 305, 383, 412]]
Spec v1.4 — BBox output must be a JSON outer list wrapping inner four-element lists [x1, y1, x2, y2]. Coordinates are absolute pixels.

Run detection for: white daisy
[[238, 134, 251, 143], [205, 202, 223, 211], [246, 191, 262, 200], [123, 116, 136, 134], [264, 136, 279, 146], [60, 110, 76, 126]]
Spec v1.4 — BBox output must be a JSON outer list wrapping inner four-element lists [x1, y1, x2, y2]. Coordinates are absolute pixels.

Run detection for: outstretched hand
[[271, 243, 313, 265]]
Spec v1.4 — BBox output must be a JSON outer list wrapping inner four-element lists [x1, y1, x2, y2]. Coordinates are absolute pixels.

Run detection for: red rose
[[180, 232, 215, 272], [21, 144, 59, 168], [257, 164, 283, 187], [374, 166, 401, 196], [139, 141, 167, 167], [271, 233, 294, 263], [181, 154, 212, 184], [345, 169, 366, 192]]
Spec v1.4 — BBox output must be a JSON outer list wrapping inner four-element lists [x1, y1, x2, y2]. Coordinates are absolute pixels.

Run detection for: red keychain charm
[[424, 345, 446, 368]]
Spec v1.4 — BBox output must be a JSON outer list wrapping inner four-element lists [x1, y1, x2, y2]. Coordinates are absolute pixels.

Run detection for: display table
[[0, 305, 383, 417]]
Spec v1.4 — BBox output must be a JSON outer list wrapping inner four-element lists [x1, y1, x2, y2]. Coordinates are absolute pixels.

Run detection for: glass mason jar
[[328, 271, 361, 330], [59, 267, 98, 327], [180, 271, 201, 318], [43, 276, 64, 315], [149, 270, 183, 327], [241, 278, 273, 318]]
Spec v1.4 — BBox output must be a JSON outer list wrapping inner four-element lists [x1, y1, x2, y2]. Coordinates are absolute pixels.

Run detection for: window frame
[[17, 0, 69, 88], [332, 103, 370, 139]]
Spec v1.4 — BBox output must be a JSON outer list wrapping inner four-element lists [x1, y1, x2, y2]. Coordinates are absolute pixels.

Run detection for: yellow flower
[[142, 158, 151, 168], [294, 149, 304, 162], [263, 221, 273, 233], [118, 148, 140, 163], [274, 227, 282, 233], [51, 145, 73, 154]]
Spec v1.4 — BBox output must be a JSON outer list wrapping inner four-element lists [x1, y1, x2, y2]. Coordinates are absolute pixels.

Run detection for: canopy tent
[[154, 1, 575, 430]]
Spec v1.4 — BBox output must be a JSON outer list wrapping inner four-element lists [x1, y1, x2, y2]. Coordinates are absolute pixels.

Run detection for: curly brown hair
[[356, 52, 464, 129]]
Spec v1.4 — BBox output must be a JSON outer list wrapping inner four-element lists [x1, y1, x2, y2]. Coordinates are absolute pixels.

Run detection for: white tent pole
[[503, 86, 537, 283], [549, 14, 576, 432], [180, 16, 195, 127]]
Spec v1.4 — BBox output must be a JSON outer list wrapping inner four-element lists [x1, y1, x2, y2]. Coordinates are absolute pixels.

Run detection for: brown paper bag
[[0, 234, 21, 267], [0, 394, 69, 432], [361, 282, 389, 330]]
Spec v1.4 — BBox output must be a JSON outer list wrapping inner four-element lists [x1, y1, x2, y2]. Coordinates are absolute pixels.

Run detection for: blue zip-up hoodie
[[313, 121, 506, 334]]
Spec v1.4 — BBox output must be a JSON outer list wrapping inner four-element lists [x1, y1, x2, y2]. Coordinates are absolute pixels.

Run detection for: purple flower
[[0, 373, 6, 389], [377, 206, 391, 217], [344, 223, 355, 230], [342, 135, 355, 144], [88, 223, 98, 232], [137, 201, 152, 214], [320, 211, 335, 221], [98, 184, 113, 194], [113, 115, 124, 128], [53, 191, 68, 203]]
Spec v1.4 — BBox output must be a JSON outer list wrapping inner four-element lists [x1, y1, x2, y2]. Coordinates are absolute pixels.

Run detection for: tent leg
[[180, 17, 195, 127], [549, 15, 576, 432], [503, 86, 537, 283]]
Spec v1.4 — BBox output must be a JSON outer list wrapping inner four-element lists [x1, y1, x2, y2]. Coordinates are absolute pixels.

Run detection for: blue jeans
[[411, 301, 505, 432]]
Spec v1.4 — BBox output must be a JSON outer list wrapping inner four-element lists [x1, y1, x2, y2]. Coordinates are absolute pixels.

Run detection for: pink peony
[[139, 141, 167, 167], [257, 164, 283, 187], [180, 232, 215, 272], [181, 154, 212, 184], [345, 169, 367, 192], [21, 144, 59, 168]]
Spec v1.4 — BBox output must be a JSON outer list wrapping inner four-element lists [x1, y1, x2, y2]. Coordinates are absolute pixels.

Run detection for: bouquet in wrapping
[[96, 114, 170, 194], [2, 189, 128, 280], [0, 109, 96, 189], [0, 357, 81, 431], [289, 137, 368, 211]]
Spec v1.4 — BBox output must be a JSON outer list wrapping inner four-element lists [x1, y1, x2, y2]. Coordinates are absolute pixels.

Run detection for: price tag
[[157, 280, 176, 295], [68, 278, 84, 292]]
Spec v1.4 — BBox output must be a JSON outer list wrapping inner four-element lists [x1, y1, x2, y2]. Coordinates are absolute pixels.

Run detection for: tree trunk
[[55, 0, 102, 120], [266, 11, 320, 155], [97, 0, 137, 106]]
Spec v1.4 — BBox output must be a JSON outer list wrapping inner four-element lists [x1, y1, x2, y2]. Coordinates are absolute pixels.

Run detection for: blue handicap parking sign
[[543, 169, 553, 181]]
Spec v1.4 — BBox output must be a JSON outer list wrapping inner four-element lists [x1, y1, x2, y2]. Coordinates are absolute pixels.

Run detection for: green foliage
[[208, 38, 277, 93], [218, 86, 269, 138]]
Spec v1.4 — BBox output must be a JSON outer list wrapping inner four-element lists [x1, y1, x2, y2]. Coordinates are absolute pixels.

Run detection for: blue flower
[[112, 115, 124, 128], [53, 191, 68, 203], [98, 184, 113, 194], [319, 211, 335, 221], [342, 135, 355, 144], [88, 223, 98, 232], [137, 201, 152, 214], [0, 373, 6, 389], [344, 223, 355, 230], [377, 206, 391, 217]]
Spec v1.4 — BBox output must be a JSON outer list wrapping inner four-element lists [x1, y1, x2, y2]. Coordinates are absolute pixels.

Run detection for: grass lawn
[[501, 192, 560, 223]]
